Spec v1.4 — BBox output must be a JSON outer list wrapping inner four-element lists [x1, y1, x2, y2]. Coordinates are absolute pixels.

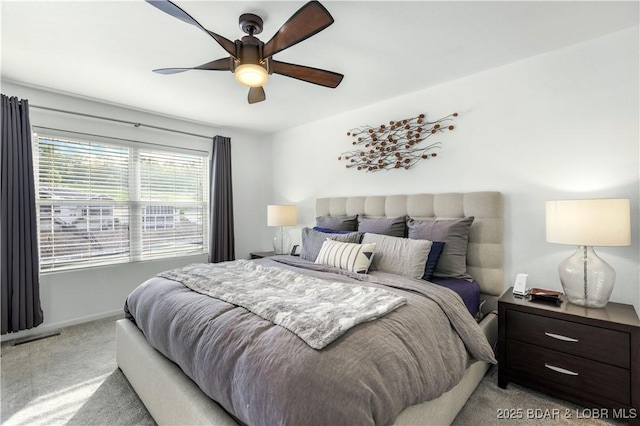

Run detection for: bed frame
[[117, 191, 504, 425]]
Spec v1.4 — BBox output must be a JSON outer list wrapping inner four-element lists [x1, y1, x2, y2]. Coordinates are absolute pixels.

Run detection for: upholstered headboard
[[316, 192, 504, 297]]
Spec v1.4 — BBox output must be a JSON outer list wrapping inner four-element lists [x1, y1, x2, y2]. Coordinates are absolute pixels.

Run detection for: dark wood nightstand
[[498, 287, 639, 422], [250, 251, 276, 259]]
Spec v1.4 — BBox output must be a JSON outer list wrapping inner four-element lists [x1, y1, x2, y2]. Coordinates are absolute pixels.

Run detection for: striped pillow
[[315, 240, 376, 274]]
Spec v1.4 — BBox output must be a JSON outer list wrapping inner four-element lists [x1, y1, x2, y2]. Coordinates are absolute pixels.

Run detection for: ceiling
[[2, 1, 638, 134]]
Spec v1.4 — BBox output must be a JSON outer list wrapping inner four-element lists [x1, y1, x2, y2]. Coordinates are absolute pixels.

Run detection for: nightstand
[[498, 287, 639, 420], [250, 251, 276, 259]]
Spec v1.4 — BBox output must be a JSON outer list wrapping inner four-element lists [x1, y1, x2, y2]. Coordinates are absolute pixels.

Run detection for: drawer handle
[[544, 332, 578, 343], [545, 363, 579, 376]]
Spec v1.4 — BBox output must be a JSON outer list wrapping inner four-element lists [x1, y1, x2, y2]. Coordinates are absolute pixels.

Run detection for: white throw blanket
[[158, 260, 407, 349]]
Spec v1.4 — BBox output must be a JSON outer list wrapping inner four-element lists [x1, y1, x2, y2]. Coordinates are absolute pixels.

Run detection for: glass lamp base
[[272, 227, 291, 255], [558, 246, 615, 308]]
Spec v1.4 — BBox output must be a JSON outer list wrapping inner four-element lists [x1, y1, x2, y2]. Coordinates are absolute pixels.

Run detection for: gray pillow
[[360, 233, 432, 279], [301, 227, 361, 262], [407, 216, 474, 279], [357, 216, 406, 237], [315, 215, 358, 231]]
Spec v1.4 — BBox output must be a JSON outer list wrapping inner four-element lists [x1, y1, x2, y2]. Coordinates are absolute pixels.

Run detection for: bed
[[116, 191, 504, 425]]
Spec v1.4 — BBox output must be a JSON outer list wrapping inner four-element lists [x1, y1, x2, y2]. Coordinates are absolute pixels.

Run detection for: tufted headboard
[[316, 192, 504, 297]]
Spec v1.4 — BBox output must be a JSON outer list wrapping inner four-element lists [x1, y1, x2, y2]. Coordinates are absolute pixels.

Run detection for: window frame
[[32, 131, 210, 273]]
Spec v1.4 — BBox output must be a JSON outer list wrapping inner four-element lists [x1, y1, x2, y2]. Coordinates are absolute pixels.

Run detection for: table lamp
[[545, 198, 630, 308], [267, 205, 297, 254]]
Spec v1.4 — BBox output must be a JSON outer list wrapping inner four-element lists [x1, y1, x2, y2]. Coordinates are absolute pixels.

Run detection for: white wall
[[1, 81, 272, 340], [267, 27, 640, 313]]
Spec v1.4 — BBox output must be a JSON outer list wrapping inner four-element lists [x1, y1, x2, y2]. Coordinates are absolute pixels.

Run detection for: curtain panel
[[209, 135, 235, 263], [1, 94, 44, 334]]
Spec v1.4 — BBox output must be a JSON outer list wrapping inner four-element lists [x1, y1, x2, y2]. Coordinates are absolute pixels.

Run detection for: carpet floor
[[0, 315, 622, 425]]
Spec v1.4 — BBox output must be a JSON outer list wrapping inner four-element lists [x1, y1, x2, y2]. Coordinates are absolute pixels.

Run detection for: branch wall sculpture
[[338, 112, 458, 172]]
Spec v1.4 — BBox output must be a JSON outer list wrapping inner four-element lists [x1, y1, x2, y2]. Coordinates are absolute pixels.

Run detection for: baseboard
[[11, 329, 62, 346], [1, 309, 124, 343]]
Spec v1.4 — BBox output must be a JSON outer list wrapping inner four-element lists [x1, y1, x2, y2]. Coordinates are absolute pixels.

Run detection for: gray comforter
[[157, 260, 408, 350], [124, 256, 496, 426]]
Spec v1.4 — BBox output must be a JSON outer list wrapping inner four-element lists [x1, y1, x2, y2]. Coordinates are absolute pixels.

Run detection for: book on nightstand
[[527, 288, 563, 305]]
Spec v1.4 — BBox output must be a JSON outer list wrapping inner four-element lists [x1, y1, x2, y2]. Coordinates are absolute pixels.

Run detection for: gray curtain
[[1, 94, 44, 334], [209, 135, 235, 263]]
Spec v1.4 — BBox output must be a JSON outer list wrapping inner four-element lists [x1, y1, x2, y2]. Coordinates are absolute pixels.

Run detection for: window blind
[[34, 135, 208, 271]]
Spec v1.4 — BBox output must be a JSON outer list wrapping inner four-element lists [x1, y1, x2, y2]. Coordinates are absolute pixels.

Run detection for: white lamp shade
[[267, 205, 297, 227], [546, 199, 630, 247]]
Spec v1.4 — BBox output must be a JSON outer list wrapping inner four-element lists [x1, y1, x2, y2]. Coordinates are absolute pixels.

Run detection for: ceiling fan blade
[[153, 68, 191, 75], [153, 58, 232, 75], [206, 31, 237, 57], [146, 0, 236, 57], [271, 60, 343, 88], [262, 1, 334, 58], [248, 87, 266, 104]]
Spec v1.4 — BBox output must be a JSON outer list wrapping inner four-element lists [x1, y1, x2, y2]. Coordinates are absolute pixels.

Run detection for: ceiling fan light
[[235, 63, 268, 87]]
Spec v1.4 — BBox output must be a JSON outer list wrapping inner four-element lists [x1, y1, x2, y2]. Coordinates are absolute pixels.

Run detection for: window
[[33, 134, 208, 271]]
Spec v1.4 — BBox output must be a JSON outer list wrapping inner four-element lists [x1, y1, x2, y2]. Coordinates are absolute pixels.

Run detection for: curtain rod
[[32, 126, 209, 156], [30, 104, 213, 141]]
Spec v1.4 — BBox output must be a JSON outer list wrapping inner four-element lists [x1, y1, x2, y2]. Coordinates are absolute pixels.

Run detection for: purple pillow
[[315, 215, 358, 231], [357, 216, 406, 237], [422, 241, 446, 281], [407, 216, 474, 280]]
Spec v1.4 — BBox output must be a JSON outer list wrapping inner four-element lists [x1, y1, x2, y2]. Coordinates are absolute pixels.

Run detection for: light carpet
[[1, 315, 620, 425]]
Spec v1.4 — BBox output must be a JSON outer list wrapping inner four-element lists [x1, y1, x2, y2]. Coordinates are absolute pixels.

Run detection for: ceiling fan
[[146, 0, 344, 104]]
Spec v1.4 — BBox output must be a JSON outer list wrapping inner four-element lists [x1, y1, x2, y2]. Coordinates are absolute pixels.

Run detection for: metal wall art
[[338, 112, 458, 172]]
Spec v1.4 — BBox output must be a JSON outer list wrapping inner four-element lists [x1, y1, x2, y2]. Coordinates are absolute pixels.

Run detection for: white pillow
[[361, 233, 432, 279], [315, 240, 376, 274]]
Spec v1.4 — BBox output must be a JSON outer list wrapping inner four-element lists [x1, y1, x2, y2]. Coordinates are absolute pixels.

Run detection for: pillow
[[357, 216, 406, 237], [422, 241, 446, 281], [360, 233, 432, 279], [315, 240, 376, 274], [407, 217, 474, 279], [312, 226, 354, 235], [300, 227, 361, 262], [315, 215, 358, 231]]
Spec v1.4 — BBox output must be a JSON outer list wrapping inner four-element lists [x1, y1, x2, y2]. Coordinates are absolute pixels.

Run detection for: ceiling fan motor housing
[[236, 35, 265, 69], [234, 35, 268, 87]]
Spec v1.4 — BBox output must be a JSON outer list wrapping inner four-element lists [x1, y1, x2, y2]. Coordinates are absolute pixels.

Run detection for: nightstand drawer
[[506, 310, 630, 368], [507, 340, 631, 406]]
